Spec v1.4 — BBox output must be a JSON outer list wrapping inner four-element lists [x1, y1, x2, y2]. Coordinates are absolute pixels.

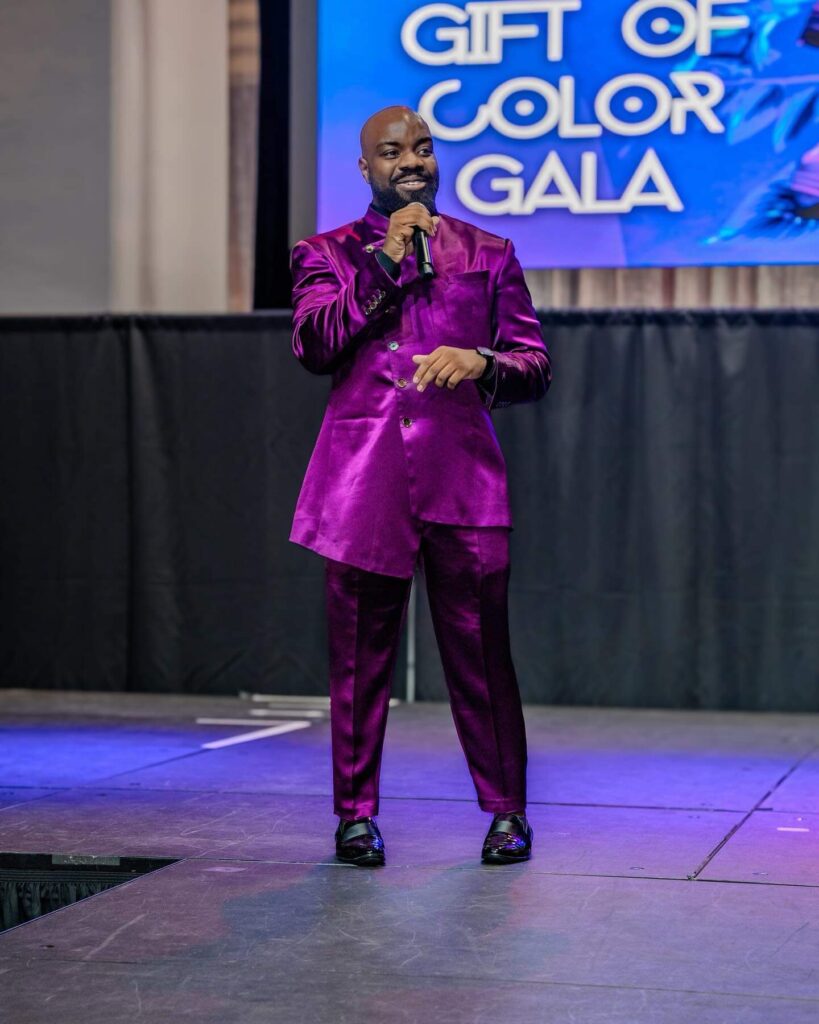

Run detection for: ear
[[358, 156, 369, 183]]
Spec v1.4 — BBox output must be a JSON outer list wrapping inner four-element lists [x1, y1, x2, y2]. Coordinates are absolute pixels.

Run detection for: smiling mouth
[[395, 177, 428, 189]]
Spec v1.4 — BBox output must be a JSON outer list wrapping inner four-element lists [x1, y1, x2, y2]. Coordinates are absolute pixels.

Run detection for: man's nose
[[398, 154, 425, 172]]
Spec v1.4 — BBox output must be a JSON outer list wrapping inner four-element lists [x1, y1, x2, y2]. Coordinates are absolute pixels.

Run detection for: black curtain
[[0, 318, 130, 690], [1, 311, 818, 711], [420, 310, 819, 711], [0, 314, 328, 696]]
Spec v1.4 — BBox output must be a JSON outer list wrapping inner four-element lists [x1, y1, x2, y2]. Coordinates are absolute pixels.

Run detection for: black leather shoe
[[335, 817, 386, 867], [481, 812, 533, 864]]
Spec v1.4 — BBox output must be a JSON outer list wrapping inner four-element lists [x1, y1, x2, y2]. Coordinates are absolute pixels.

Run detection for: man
[[289, 106, 551, 867]]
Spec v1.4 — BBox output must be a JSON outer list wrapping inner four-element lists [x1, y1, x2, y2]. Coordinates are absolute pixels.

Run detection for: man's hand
[[383, 203, 440, 264], [411, 346, 488, 392]]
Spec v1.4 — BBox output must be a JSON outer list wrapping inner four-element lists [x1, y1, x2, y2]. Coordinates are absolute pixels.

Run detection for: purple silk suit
[[290, 204, 551, 819], [289, 204, 551, 578]]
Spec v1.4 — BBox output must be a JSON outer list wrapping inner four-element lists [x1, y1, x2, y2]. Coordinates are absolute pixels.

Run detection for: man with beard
[[289, 106, 551, 867]]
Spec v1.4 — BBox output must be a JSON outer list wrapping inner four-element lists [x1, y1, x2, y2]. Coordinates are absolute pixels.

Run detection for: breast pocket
[[431, 270, 492, 348]]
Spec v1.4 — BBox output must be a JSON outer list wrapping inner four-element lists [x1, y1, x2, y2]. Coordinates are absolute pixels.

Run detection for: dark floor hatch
[[0, 852, 176, 933]]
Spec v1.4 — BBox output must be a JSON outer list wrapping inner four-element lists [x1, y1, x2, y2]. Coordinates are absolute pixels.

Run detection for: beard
[[370, 169, 440, 215]]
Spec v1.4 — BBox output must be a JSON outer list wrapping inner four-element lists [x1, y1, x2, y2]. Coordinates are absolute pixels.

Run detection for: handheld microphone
[[413, 226, 435, 280]]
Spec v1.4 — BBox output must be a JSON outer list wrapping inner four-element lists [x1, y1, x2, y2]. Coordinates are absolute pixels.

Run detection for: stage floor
[[1, 689, 818, 1023]]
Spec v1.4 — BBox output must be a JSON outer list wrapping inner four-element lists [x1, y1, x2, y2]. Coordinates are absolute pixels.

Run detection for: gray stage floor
[[1, 689, 818, 1023]]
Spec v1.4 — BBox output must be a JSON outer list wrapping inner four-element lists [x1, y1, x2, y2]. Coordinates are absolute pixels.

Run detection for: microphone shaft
[[413, 226, 435, 280]]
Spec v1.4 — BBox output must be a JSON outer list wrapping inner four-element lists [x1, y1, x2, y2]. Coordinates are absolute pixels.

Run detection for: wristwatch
[[476, 346, 496, 381]]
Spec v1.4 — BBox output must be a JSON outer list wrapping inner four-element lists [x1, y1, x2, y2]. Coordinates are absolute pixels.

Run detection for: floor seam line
[[1, 957, 818, 1003], [687, 747, 819, 880]]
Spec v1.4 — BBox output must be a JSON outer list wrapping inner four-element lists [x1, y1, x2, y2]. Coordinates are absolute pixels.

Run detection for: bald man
[[290, 106, 551, 867]]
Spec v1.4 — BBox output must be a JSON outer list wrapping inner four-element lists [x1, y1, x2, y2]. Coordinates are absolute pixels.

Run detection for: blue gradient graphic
[[317, 0, 819, 268]]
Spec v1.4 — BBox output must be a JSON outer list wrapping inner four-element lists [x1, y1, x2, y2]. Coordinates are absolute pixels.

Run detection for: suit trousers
[[324, 522, 528, 819]]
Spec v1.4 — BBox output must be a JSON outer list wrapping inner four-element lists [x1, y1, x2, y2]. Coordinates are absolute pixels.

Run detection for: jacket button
[[396, 378, 407, 388], [365, 244, 375, 253], [388, 341, 399, 351], [401, 417, 413, 427]]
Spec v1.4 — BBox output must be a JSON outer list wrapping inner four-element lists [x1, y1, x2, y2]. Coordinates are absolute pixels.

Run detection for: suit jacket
[[289, 203, 551, 577]]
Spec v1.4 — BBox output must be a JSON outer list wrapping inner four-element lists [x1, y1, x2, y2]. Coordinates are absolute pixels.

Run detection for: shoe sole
[[336, 850, 385, 867], [481, 850, 531, 864]]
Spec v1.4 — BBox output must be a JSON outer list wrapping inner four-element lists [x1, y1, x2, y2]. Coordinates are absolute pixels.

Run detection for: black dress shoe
[[335, 817, 385, 867], [481, 812, 533, 864]]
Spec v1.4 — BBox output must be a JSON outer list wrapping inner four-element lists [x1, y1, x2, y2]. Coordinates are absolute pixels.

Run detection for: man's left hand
[[411, 347, 487, 392]]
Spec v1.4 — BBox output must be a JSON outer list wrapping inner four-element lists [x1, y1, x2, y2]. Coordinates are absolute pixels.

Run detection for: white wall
[[0, 0, 230, 314], [0, 0, 111, 313]]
